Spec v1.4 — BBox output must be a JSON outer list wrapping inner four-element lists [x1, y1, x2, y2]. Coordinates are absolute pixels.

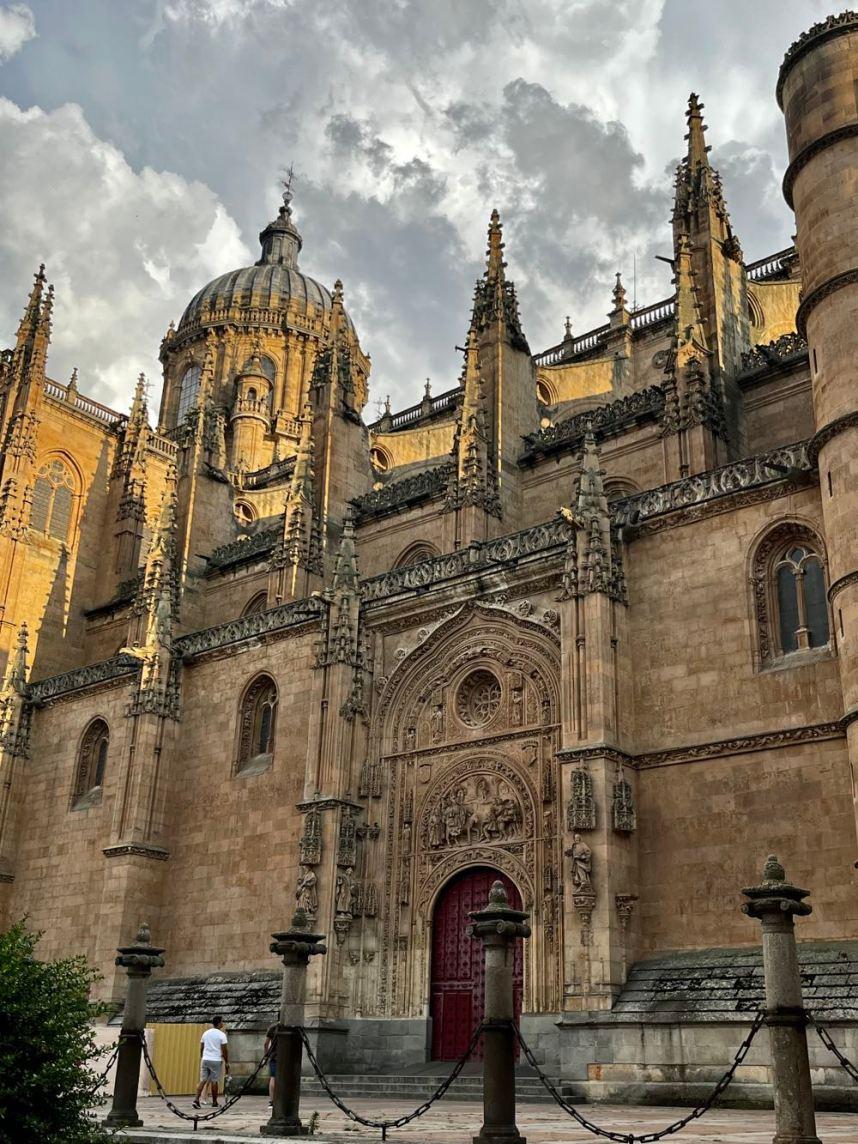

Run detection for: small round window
[[234, 500, 255, 528], [456, 669, 501, 728]]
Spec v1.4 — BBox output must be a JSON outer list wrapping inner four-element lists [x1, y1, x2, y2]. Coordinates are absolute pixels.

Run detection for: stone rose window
[[456, 669, 501, 728]]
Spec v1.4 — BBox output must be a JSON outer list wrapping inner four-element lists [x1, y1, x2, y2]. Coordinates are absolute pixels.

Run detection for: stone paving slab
[[107, 1094, 858, 1142]]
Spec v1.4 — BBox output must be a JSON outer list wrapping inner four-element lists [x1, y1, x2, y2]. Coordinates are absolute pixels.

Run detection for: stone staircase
[[301, 1069, 566, 1105]]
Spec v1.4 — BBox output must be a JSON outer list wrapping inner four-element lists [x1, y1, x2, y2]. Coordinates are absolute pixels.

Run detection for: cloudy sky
[[0, 0, 835, 416]]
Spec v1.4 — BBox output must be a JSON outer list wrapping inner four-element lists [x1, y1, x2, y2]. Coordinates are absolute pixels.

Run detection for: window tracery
[[393, 541, 440, 568], [30, 458, 75, 543], [71, 719, 109, 809], [752, 522, 831, 665], [455, 669, 501, 728], [177, 363, 202, 423], [235, 673, 278, 773]]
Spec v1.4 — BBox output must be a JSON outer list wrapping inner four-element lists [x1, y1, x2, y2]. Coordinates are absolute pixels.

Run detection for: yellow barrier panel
[[149, 1023, 209, 1095]]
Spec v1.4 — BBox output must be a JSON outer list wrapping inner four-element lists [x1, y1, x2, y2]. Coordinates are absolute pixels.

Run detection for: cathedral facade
[[1, 11, 858, 1096]]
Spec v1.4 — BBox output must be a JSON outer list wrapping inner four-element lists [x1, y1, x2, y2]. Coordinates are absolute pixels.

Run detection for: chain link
[[89, 1040, 122, 1095], [139, 1030, 273, 1131], [298, 1020, 486, 1139], [514, 1010, 765, 1144], [815, 1022, 858, 1084]]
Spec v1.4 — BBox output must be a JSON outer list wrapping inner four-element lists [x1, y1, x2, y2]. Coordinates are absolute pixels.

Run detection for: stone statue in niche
[[442, 787, 468, 846], [405, 726, 416, 752], [295, 865, 318, 914], [511, 687, 523, 727], [336, 867, 355, 914], [428, 807, 444, 849], [565, 833, 593, 892], [431, 704, 444, 743]]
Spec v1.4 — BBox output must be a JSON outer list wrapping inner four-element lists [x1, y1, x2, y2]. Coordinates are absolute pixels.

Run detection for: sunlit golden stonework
[[1, 12, 858, 1100]]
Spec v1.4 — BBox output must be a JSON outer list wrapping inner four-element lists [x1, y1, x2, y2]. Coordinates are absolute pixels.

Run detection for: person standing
[[264, 1021, 278, 1107], [192, 1016, 229, 1109]]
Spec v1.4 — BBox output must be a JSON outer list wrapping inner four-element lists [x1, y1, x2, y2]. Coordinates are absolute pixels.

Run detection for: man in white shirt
[[192, 1015, 230, 1109]]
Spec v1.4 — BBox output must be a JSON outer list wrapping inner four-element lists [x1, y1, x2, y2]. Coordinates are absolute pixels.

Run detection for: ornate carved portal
[[430, 867, 522, 1060], [364, 603, 563, 1020]]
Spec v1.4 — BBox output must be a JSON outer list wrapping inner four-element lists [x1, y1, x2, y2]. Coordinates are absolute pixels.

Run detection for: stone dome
[[177, 192, 353, 335]]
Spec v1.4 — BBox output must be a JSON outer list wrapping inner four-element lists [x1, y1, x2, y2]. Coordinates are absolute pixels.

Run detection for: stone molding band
[[828, 570, 858, 604], [556, 721, 845, 772], [102, 843, 170, 862], [796, 267, 858, 339], [782, 123, 858, 207], [808, 410, 858, 464], [777, 12, 858, 108]]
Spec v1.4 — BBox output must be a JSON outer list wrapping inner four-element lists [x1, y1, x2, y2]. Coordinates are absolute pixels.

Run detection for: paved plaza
[[104, 1093, 858, 1142]]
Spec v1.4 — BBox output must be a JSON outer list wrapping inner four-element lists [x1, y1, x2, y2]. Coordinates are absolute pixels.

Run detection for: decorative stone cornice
[[352, 462, 454, 522], [205, 525, 280, 574], [521, 385, 665, 463], [636, 721, 844, 770], [29, 655, 141, 705], [783, 124, 858, 208], [175, 596, 324, 661], [612, 441, 813, 534], [739, 332, 808, 376], [777, 11, 858, 109], [808, 410, 858, 464], [103, 843, 170, 861], [796, 268, 858, 339], [556, 745, 634, 767], [827, 569, 858, 604], [360, 516, 572, 605]]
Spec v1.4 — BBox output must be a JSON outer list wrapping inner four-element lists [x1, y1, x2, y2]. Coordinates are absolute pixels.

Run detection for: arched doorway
[[430, 867, 523, 1060]]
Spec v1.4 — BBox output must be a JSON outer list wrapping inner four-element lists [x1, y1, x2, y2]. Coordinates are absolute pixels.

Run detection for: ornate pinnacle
[[612, 272, 627, 314], [424, 378, 432, 398], [67, 367, 79, 397], [486, 208, 505, 280], [6, 622, 29, 694], [685, 92, 711, 167], [564, 315, 573, 341]]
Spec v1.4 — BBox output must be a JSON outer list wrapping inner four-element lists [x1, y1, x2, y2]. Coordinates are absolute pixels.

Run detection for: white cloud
[[0, 3, 34, 62], [0, 97, 249, 411]]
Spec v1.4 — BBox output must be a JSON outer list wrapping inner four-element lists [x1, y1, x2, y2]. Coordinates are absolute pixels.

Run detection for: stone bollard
[[469, 880, 531, 1144], [742, 855, 821, 1144], [260, 907, 326, 1138], [104, 923, 165, 1128]]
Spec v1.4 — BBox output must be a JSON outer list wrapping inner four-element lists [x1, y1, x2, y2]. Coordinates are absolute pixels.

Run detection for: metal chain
[[298, 1020, 486, 1139], [139, 1030, 273, 1131], [514, 1010, 765, 1144], [89, 1040, 122, 1094], [815, 1022, 858, 1084]]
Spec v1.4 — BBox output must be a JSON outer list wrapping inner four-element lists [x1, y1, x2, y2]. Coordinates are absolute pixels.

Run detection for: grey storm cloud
[[0, 0, 834, 412]]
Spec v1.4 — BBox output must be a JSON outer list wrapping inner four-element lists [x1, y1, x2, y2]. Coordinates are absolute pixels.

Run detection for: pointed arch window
[[71, 719, 109, 809], [241, 591, 268, 616], [177, 363, 202, 424], [30, 458, 75, 543], [235, 673, 277, 775], [752, 523, 831, 666]]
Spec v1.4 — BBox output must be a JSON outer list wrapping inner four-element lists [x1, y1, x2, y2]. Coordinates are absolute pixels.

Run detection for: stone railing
[[30, 654, 141, 704], [147, 433, 179, 461], [205, 525, 281, 573], [175, 596, 324, 659], [242, 455, 296, 489], [630, 296, 675, 330], [368, 386, 462, 433], [352, 462, 454, 521], [45, 380, 122, 425], [612, 440, 812, 529], [522, 385, 666, 459], [745, 246, 797, 282], [739, 331, 807, 374], [533, 323, 611, 367], [360, 515, 572, 603]]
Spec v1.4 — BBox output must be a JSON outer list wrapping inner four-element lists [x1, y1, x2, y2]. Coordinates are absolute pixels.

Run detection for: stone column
[[104, 923, 165, 1128], [261, 907, 327, 1138], [742, 856, 821, 1144], [469, 880, 531, 1144]]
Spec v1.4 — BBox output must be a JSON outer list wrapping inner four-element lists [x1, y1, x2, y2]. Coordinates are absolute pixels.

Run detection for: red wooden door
[[430, 867, 523, 1060]]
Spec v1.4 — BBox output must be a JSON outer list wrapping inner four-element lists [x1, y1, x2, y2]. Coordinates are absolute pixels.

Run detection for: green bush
[[0, 919, 113, 1143]]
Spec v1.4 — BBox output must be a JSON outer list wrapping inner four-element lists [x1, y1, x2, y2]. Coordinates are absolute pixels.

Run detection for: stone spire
[[470, 210, 529, 352], [4, 623, 29, 696], [272, 404, 322, 579], [558, 431, 624, 601], [610, 273, 629, 322], [447, 322, 500, 517], [673, 93, 742, 262], [310, 279, 360, 416]]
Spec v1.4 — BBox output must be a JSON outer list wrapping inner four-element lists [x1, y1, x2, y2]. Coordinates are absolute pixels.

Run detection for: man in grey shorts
[[192, 1015, 230, 1109]]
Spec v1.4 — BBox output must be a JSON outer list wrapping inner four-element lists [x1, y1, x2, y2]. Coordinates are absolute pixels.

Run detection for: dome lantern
[[257, 181, 302, 269]]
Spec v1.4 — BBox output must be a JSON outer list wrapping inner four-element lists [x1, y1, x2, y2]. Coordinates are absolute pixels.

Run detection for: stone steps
[[300, 1073, 562, 1104]]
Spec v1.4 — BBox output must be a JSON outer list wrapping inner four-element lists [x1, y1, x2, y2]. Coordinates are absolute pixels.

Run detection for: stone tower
[[779, 11, 858, 841]]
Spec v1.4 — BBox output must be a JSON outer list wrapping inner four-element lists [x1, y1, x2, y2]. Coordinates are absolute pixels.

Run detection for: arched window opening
[[177, 363, 202, 423], [235, 674, 278, 774], [30, 458, 75, 543], [370, 446, 391, 473], [752, 523, 831, 666], [393, 541, 441, 568], [536, 378, 554, 406], [72, 719, 109, 809], [242, 591, 268, 616], [247, 386, 258, 402]]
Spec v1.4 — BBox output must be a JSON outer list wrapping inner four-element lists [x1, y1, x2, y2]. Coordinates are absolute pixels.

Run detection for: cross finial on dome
[[280, 163, 295, 214]]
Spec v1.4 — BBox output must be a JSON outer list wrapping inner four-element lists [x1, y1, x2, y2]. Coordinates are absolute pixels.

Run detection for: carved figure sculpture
[[295, 866, 318, 914], [442, 787, 468, 846], [335, 867, 354, 914], [428, 808, 444, 849], [566, 833, 593, 891]]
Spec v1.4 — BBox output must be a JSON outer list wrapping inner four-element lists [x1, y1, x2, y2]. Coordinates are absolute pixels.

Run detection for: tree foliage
[[0, 919, 113, 1143]]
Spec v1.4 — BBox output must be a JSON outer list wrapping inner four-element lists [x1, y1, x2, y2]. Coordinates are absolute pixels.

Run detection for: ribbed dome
[[176, 192, 354, 335]]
